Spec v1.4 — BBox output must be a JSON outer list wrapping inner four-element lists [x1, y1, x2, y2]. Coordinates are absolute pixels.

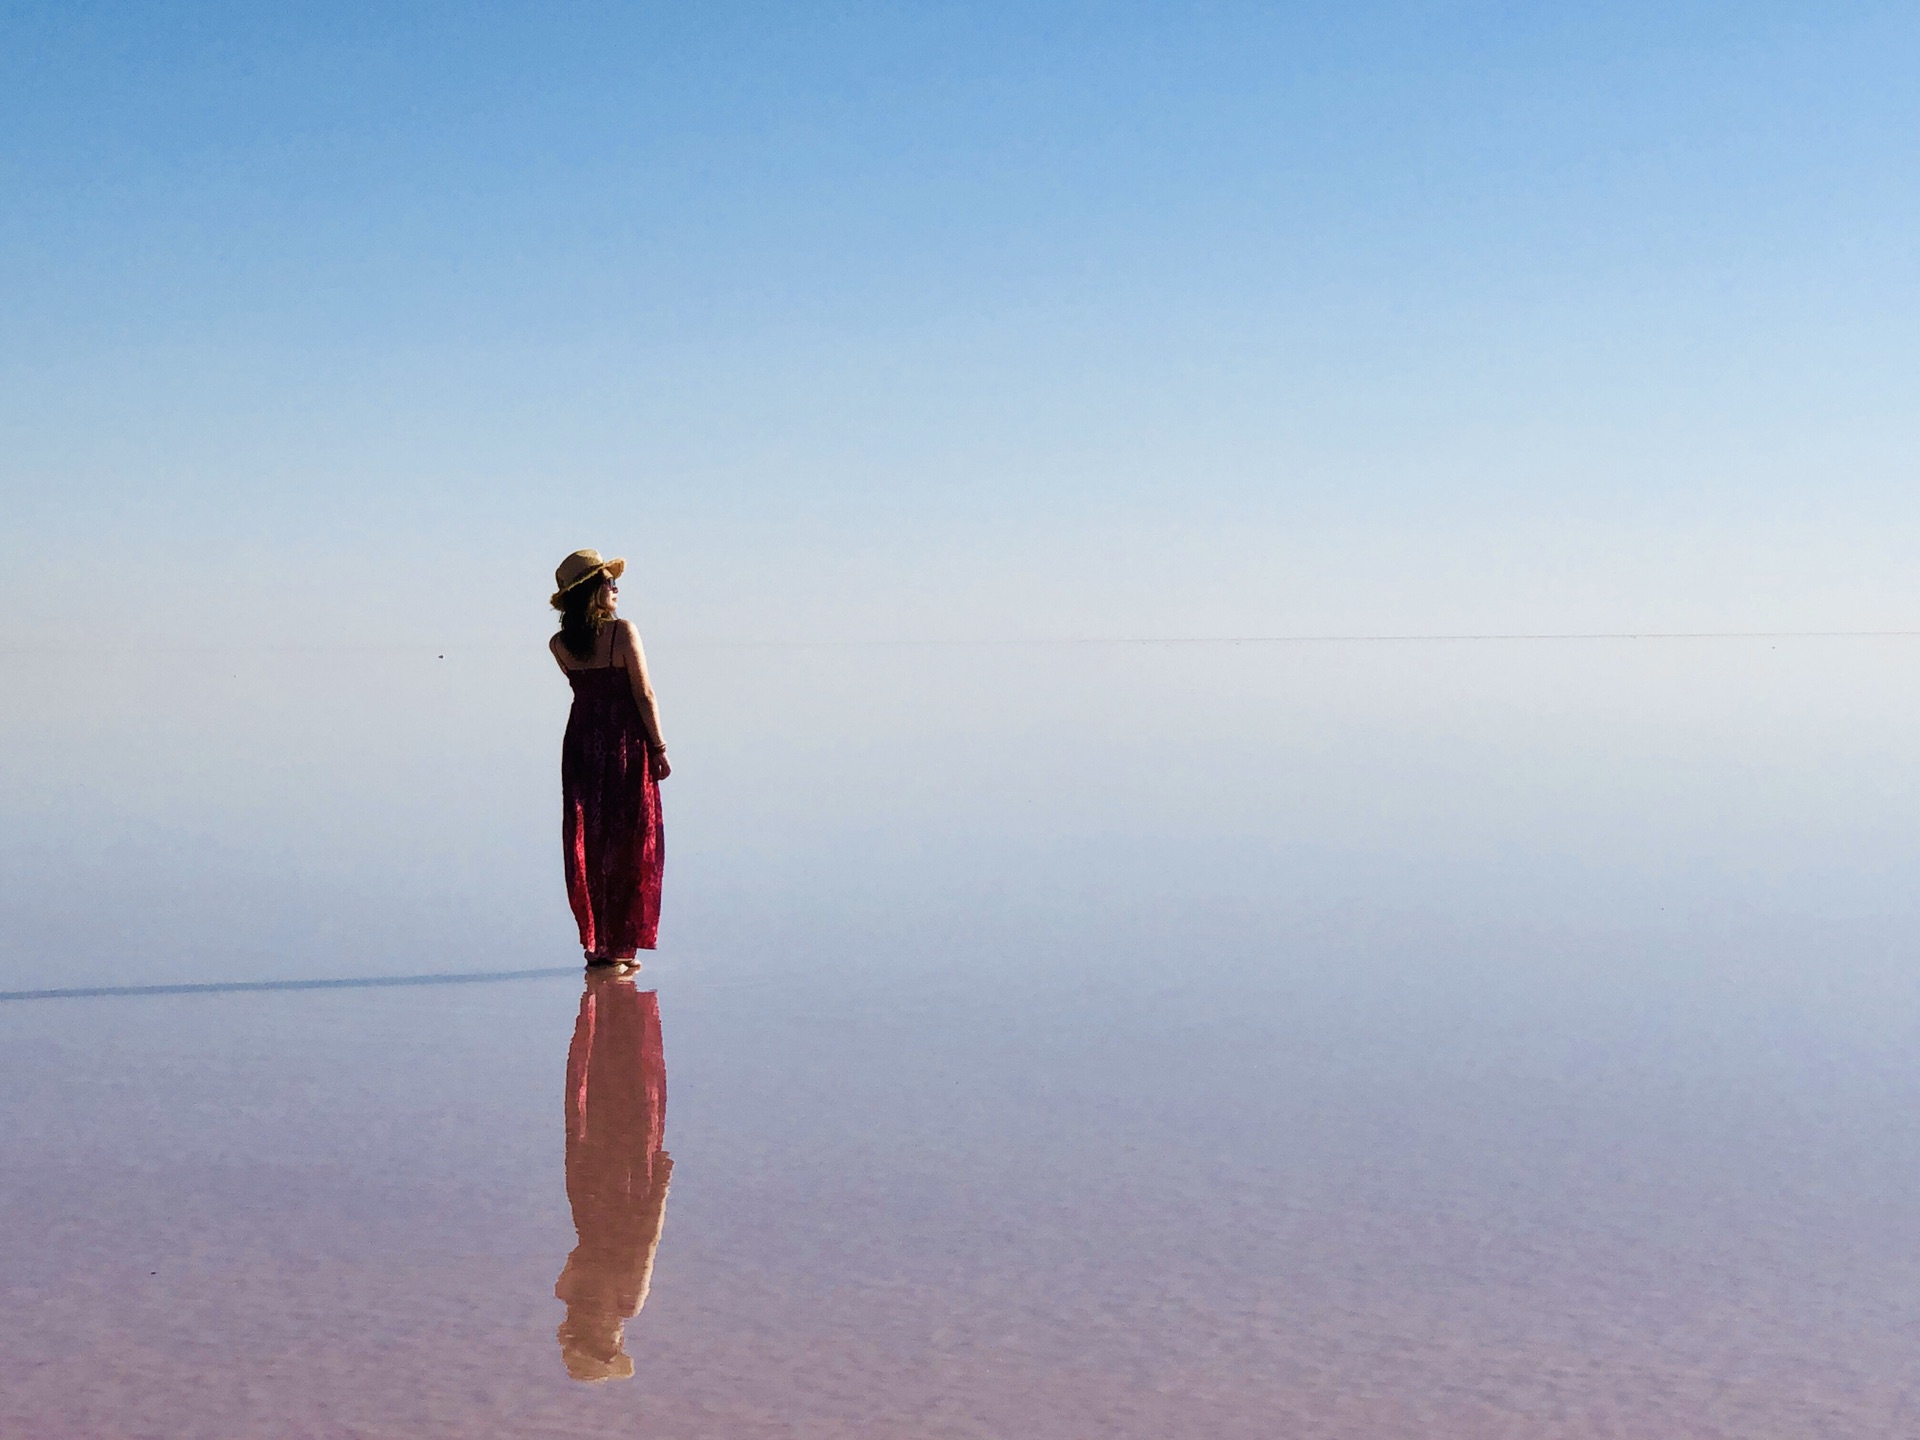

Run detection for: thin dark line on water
[[0, 966, 581, 1003]]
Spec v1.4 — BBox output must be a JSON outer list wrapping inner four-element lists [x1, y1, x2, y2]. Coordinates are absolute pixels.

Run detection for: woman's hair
[[553, 577, 617, 659]]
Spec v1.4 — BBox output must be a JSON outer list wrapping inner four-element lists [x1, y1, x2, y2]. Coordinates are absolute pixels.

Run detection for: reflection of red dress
[[561, 667, 664, 957], [556, 976, 671, 1383]]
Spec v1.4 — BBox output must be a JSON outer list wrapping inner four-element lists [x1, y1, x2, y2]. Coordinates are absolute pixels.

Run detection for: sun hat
[[551, 549, 626, 608]]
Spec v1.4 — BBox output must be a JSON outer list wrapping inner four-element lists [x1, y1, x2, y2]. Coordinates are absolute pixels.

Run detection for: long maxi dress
[[561, 654, 665, 958]]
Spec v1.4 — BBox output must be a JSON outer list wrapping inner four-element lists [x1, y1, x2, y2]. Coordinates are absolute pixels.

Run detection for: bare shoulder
[[548, 632, 572, 668], [616, 617, 644, 653]]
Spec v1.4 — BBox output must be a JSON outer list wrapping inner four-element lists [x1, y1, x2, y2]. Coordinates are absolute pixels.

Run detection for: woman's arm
[[618, 621, 670, 776]]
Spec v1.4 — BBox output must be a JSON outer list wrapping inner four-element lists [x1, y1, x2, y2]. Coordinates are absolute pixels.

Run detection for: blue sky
[[5, 1, 1919, 643]]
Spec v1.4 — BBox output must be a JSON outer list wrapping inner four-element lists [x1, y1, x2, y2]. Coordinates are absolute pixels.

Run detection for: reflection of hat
[[550, 549, 626, 608], [559, 1316, 634, 1382], [562, 1347, 634, 1382]]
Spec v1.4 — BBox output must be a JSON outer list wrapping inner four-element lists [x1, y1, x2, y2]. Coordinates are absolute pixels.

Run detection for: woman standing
[[550, 549, 669, 966]]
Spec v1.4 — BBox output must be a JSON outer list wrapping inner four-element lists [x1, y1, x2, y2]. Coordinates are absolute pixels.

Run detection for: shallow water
[[4, 641, 1920, 1435]]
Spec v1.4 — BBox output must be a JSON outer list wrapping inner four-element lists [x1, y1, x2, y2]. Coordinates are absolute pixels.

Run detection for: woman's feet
[[584, 952, 642, 972]]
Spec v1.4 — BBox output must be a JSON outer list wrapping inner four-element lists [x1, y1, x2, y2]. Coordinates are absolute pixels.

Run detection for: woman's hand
[[650, 747, 671, 780]]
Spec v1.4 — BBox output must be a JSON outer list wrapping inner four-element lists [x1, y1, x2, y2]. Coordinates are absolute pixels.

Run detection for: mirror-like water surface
[[4, 642, 1919, 1435]]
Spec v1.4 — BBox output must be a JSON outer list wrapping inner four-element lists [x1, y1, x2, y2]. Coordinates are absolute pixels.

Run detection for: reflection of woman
[[549, 548, 669, 965], [556, 972, 672, 1382]]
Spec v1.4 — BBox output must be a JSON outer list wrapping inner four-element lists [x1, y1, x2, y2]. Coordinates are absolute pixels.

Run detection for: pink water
[[5, 644, 1920, 1434], [4, 910, 1917, 1438]]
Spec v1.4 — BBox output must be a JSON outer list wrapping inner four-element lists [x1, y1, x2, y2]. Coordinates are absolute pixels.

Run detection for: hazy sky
[[5, 1, 1920, 644]]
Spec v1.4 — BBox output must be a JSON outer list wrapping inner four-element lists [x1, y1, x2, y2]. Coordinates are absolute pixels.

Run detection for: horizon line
[[5, 629, 1920, 656]]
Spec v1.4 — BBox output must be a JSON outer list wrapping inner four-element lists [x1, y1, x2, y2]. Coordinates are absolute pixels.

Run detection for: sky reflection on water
[[4, 643, 1920, 1434]]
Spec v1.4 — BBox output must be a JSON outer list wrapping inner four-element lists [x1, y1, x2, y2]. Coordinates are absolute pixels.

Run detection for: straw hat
[[550, 549, 626, 608]]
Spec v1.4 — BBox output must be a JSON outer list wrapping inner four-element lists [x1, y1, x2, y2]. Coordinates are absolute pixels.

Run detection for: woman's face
[[601, 579, 619, 614]]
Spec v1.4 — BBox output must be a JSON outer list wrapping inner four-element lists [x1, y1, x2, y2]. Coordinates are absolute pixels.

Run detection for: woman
[[550, 549, 669, 966]]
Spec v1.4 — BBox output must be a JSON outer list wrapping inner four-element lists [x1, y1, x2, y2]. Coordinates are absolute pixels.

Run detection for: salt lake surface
[[4, 639, 1920, 1436]]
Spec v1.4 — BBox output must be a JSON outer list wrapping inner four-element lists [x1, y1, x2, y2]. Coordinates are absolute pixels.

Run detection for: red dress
[[562, 665, 664, 958]]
